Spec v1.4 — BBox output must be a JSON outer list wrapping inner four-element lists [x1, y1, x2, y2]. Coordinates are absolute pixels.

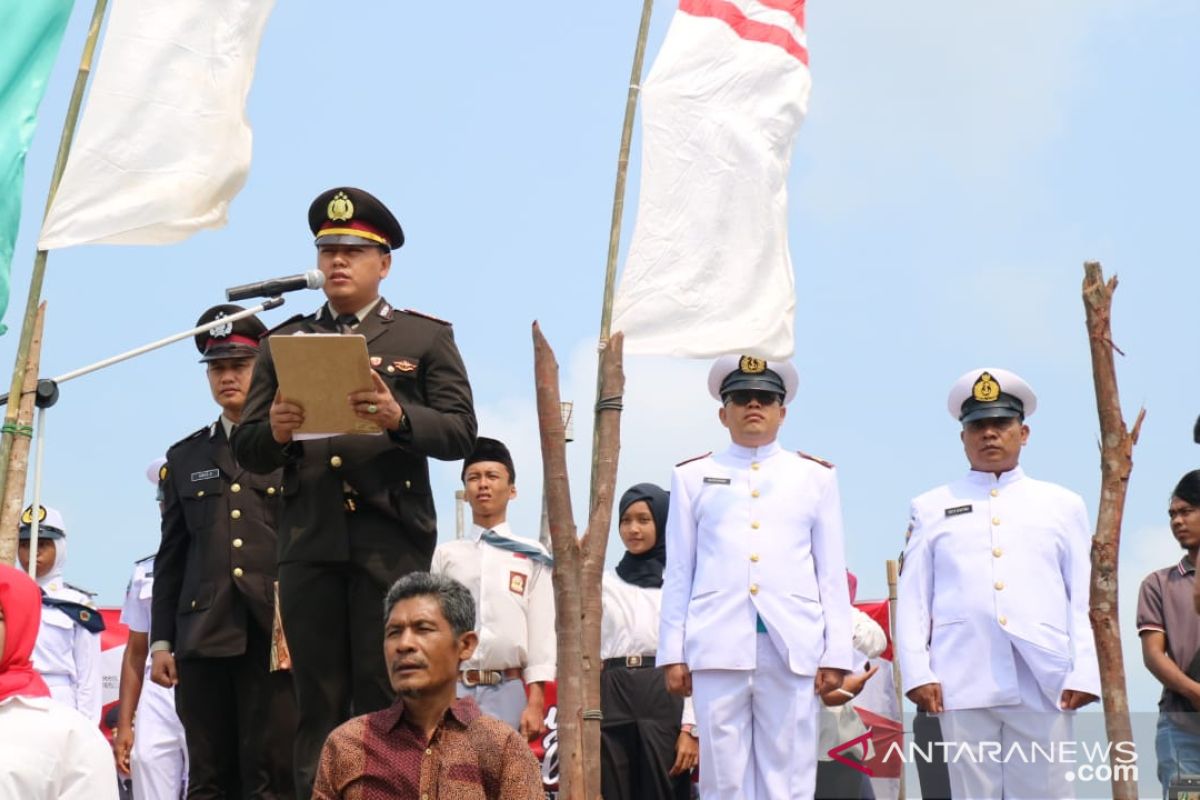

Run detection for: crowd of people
[[2, 184, 1198, 800]]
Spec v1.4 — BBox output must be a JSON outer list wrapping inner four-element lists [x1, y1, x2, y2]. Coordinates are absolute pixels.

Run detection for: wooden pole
[[534, 323, 624, 800], [0, 303, 47, 567], [588, 0, 654, 508], [1081, 261, 1142, 800], [886, 559, 906, 800], [0, 0, 110, 504]]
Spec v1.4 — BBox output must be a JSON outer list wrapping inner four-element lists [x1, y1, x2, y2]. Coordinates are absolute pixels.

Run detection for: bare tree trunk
[[886, 559, 906, 800], [533, 323, 625, 800], [0, 303, 47, 567], [1081, 261, 1141, 800]]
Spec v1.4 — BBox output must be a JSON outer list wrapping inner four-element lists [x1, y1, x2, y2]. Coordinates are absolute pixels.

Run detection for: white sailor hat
[[146, 457, 167, 486], [947, 368, 1037, 423], [18, 505, 66, 540], [707, 355, 799, 406]]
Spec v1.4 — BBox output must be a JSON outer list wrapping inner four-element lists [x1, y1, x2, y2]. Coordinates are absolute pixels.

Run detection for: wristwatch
[[681, 724, 699, 739]]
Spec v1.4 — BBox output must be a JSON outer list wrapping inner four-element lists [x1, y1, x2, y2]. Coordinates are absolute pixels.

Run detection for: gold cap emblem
[[327, 191, 354, 222], [972, 372, 1001, 403], [739, 356, 766, 374], [21, 505, 47, 525]]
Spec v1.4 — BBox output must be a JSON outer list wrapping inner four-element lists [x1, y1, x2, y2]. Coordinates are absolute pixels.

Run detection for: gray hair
[[383, 572, 476, 637]]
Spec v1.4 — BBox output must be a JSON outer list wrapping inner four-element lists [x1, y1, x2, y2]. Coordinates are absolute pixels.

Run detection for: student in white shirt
[[430, 437, 555, 738], [601, 482, 698, 800]]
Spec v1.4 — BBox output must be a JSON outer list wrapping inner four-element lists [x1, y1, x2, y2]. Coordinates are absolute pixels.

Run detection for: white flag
[[612, 0, 811, 359], [38, 0, 276, 250]]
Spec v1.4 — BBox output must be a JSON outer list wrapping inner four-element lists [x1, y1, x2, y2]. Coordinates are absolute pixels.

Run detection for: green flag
[[0, 1, 75, 335]]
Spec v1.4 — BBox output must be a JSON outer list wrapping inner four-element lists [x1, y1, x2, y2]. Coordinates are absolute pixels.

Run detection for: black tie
[[335, 313, 358, 333]]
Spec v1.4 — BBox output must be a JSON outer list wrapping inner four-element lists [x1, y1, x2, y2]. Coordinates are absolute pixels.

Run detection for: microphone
[[225, 270, 325, 301]]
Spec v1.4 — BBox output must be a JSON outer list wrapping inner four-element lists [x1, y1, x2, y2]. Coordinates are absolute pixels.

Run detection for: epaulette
[[264, 313, 307, 336], [169, 426, 208, 451], [400, 308, 451, 326], [64, 581, 98, 600], [676, 451, 712, 467], [135, 553, 156, 565], [42, 596, 105, 634], [797, 450, 834, 469]]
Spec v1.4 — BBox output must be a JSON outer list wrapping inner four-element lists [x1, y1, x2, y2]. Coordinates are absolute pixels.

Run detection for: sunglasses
[[724, 390, 782, 407]]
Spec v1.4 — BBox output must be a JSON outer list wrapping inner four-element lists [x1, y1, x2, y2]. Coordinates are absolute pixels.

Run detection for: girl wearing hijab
[[16, 504, 105, 723], [600, 483, 699, 800], [0, 562, 118, 799]]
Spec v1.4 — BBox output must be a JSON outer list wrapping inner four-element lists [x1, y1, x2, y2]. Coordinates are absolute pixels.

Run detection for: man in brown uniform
[[232, 187, 476, 797], [151, 304, 295, 798]]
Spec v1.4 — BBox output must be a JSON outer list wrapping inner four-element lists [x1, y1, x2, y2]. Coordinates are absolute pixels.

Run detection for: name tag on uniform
[[191, 469, 220, 482], [944, 504, 973, 517], [703, 477, 731, 485], [509, 571, 527, 596]]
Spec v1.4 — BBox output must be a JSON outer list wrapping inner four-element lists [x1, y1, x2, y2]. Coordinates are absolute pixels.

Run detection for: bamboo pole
[[0, 0, 110, 504], [1081, 261, 1141, 800], [588, 0, 654, 507], [0, 303, 46, 567], [886, 559, 906, 800]]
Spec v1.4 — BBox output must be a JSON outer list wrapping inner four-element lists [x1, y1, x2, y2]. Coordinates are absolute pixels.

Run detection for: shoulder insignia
[[264, 313, 307, 337], [170, 426, 208, 450], [64, 582, 98, 600], [135, 553, 156, 565], [400, 308, 451, 326], [42, 596, 106, 634], [797, 451, 835, 469], [675, 451, 712, 467]]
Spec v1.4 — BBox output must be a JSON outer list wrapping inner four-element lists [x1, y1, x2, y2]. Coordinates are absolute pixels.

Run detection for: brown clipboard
[[268, 333, 382, 437]]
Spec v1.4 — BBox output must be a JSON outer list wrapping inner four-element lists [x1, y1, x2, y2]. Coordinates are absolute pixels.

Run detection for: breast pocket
[[181, 478, 222, 531], [372, 353, 423, 402]]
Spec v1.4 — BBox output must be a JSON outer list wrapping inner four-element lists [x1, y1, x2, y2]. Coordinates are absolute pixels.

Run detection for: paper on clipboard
[[269, 334, 382, 438]]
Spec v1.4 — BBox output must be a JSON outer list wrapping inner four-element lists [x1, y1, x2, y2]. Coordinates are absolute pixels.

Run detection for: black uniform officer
[[231, 187, 477, 798], [150, 305, 296, 799]]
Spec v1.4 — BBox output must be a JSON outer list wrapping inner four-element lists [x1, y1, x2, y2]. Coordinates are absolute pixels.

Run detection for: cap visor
[[18, 529, 64, 540], [961, 406, 1022, 424], [199, 344, 259, 363], [315, 233, 387, 248], [721, 377, 786, 395]]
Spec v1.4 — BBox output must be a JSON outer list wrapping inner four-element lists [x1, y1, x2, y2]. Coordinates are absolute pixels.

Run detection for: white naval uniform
[[120, 557, 188, 800], [430, 522, 556, 730], [659, 442, 854, 800], [600, 572, 696, 727], [0, 695, 120, 800], [31, 541, 103, 724], [896, 467, 1100, 800]]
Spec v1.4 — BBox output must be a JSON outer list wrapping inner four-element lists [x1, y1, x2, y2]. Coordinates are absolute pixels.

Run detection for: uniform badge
[[190, 468, 220, 482], [944, 504, 973, 517], [209, 312, 232, 339], [21, 506, 48, 525], [159, 465, 169, 481], [509, 571, 527, 596], [739, 355, 766, 374], [370, 356, 382, 367], [327, 191, 354, 221], [393, 359, 417, 373], [703, 476, 731, 485], [79, 610, 91, 623], [972, 372, 1001, 403]]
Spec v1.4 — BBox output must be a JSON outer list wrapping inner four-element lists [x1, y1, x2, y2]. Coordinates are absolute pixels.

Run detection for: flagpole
[[589, 0, 654, 507], [0, 0, 111, 505]]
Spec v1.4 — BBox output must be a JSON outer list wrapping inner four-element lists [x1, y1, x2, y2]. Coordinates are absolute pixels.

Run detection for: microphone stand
[[0, 297, 285, 407]]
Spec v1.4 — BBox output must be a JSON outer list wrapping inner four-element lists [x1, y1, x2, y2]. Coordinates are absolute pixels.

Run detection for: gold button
[[751, 462, 760, 471], [990, 488, 999, 497], [267, 487, 276, 495], [750, 553, 760, 562], [388, 366, 396, 374], [404, 480, 411, 489], [231, 483, 241, 493], [230, 509, 242, 520], [992, 517, 1000, 525], [233, 538, 244, 548], [751, 489, 760, 498], [998, 615, 1007, 626], [994, 581, 1005, 591], [425, 748, 432, 756], [751, 521, 760, 530], [190, 600, 197, 609], [749, 584, 759, 595], [330, 456, 343, 468], [993, 547, 1003, 557], [233, 567, 244, 578], [196, 490, 205, 498]]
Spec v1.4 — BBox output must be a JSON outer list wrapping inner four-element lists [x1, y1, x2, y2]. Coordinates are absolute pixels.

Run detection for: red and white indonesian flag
[[38, 0, 276, 249], [854, 599, 903, 800], [612, 0, 810, 360]]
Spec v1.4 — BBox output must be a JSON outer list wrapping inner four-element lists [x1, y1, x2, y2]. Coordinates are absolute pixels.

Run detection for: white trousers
[[457, 677, 528, 732], [130, 681, 188, 800], [691, 634, 818, 800], [939, 650, 1074, 800]]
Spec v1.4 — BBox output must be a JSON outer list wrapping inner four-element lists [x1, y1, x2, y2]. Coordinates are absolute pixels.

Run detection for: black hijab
[[615, 482, 669, 588]]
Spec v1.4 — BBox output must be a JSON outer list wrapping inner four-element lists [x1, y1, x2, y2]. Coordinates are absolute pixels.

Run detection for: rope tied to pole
[[1, 423, 34, 438], [595, 395, 624, 413]]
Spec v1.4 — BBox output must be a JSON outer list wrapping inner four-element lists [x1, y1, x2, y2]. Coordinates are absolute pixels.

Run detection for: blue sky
[[4, 1, 1198, 781]]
